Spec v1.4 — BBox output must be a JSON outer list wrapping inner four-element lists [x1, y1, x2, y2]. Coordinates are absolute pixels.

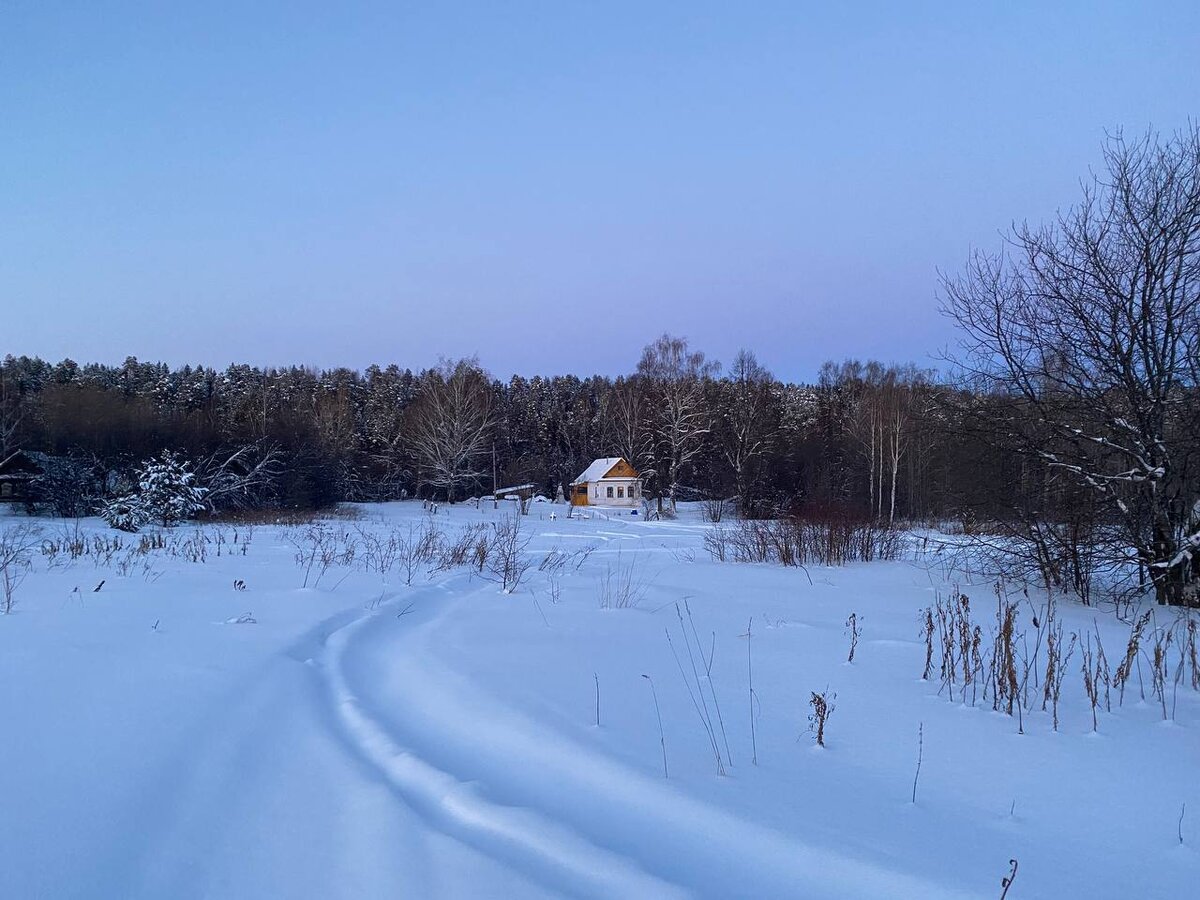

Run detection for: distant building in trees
[[493, 483, 537, 503], [570, 457, 641, 508], [0, 451, 47, 504], [487, 482, 540, 515]]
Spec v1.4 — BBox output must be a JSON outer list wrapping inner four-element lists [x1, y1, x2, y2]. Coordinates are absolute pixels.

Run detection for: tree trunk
[[889, 437, 899, 526]]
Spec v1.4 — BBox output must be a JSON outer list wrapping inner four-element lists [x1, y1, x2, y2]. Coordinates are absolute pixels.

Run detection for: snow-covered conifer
[[135, 451, 208, 527], [100, 451, 207, 532]]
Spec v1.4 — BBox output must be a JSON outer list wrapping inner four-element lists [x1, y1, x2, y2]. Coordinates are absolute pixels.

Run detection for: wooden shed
[[0, 451, 47, 504]]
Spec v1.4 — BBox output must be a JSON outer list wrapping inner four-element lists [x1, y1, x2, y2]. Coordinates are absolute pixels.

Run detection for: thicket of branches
[[942, 126, 1200, 606]]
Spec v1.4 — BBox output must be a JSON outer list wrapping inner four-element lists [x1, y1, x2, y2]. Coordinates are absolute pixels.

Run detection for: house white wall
[[590, 478, 640, 507]]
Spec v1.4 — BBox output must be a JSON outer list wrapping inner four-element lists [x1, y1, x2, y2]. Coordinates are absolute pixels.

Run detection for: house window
[[629, 484, 637, 498], [606, 486, 614, 498], [617, 486, 624, 498], [0, 483, 10, 498]]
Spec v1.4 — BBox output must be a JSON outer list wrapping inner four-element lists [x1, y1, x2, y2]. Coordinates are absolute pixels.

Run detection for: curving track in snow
[[316, 578, 979, 900]]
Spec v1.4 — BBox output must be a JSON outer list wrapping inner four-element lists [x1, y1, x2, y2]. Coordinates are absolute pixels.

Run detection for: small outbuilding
[[494, 483, 537, 503], [570, 457, 642, 508], [0, 450, 47, 504]]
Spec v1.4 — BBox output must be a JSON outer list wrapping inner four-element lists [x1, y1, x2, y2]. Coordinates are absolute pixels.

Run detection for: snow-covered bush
[[100, 452, 208, 532], [30, 454, 103, 518], [100, 495, 149, 533]]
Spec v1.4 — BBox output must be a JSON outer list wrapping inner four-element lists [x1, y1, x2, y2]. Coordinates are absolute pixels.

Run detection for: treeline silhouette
[[0, 347, 1001, 520]]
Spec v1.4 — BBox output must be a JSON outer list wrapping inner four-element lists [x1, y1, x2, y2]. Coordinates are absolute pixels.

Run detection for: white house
[[570, 457, 642, 507]]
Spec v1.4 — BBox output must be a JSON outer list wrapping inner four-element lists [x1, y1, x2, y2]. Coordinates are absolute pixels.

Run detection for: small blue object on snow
[[631, 509, 638, 516]]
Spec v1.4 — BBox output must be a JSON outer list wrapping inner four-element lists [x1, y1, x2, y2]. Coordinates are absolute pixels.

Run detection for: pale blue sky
[[2, 2, 1196, 380]]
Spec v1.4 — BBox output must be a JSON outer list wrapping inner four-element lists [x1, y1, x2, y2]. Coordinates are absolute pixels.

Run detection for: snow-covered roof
[[494, 483, 536, 496], [0, 450, 49, 476], [572, 457, 633, 485]]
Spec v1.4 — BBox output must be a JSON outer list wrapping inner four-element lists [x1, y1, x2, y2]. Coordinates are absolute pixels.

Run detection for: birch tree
[[407, 358, 495, 502], [635, 334, 719, 511], [827, 360, 923, 524]]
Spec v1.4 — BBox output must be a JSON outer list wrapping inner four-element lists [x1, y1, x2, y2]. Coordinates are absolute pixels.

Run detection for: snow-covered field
[[0, 502, 1195, 899]]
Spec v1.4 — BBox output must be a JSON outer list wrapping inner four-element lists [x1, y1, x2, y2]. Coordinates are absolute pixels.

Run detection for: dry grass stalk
[[845, 612, 862, 663], [808, 690, 835, 747], [1115, 610, 1152, 705]]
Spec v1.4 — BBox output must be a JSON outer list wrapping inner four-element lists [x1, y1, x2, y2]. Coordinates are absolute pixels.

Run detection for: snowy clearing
[[0, 502, 1196, 898]]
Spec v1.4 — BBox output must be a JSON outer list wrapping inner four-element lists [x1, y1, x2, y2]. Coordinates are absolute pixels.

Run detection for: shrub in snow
[[100, 495, 149, 533], [31, 454, 103, 518], [0, 524, 40, 614], [100, 452, 208, 532], [485, 512, 532, 593]]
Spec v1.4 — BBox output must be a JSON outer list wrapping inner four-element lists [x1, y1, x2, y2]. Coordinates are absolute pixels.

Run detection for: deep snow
[[0, 502, 1195, 899]]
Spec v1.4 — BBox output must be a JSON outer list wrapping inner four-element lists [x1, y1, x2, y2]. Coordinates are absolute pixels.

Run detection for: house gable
[[572, 457, 619, 485], [600, 458, 638, 480]]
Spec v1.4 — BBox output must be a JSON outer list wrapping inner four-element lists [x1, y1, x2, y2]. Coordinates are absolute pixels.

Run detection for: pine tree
[[100, 451, 207, 531], [136, 451, 208, 527]]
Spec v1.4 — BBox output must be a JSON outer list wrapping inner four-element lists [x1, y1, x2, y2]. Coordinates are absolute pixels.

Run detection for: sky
[[2, 2, 1197, 383]]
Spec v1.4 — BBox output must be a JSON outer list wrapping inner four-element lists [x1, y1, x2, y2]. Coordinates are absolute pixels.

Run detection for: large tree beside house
[[600, 376, 655, 487], [636, 334, 719, 511]]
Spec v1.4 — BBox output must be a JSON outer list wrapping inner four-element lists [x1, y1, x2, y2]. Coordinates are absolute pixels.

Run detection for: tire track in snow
[[129, 595, 556, 900], [320, 577, 684, 900], [321, 580, 982, 900], [124, 604, 444, 900]]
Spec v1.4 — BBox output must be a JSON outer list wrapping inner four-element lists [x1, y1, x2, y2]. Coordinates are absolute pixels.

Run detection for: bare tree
[[942, 126, 1200, 605], [0, 374, 25, 459], [842, 361, 886, 517], [636, 334, 719, 511], [407, 358, 495, 502], [195, 444, 284, 511], [601, 376, 656, 484], [826, 361, 929, 524], [877, 367, 932, 526], [714, 349, 778, 516]]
